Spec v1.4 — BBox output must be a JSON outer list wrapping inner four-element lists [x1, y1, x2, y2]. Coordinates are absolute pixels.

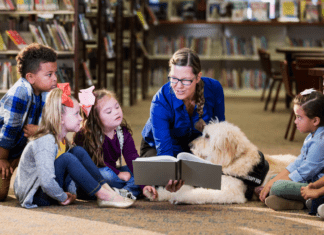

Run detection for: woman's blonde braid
[[194, 79, 206, 132]]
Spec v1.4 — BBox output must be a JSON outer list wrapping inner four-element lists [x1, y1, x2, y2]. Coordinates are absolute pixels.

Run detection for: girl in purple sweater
[[74, 88, 145, 199]]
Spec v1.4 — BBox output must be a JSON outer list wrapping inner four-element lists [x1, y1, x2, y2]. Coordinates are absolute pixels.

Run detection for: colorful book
[[133, 152, 222, 190], [303, 2, 320, 23], [231, 1, 248, 22], [5, 0, 15, 10], [103, 34, 115, 58], [136, 11, 149, 30], [250, 2, 269, 21], [278, 0, 299, 22], [0, 33, 7, 51], [82, 61, 93, 86], [206, 0, 221, 22]]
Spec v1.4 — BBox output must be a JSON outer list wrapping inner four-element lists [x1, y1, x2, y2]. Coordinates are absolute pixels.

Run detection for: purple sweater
[[74, 126, 139, 175]]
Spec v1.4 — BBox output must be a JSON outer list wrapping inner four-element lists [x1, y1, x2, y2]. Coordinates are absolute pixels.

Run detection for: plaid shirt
[[0, 78, 47, 159]]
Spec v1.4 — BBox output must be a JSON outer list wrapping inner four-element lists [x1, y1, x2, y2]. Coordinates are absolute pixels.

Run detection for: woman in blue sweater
[[141, 48, 225, 199]]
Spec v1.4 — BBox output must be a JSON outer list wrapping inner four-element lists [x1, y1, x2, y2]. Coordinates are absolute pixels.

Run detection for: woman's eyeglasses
[[168, 76, 194, 86]]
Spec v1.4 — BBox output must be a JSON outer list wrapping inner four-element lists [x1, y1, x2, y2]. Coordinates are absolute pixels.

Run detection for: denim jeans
[[99, 165, 141, 197], [33, 146, 107, 206]]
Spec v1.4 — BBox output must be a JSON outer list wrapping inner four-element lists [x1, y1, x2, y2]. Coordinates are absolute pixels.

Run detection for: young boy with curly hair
[[0, 43, 58, 201]]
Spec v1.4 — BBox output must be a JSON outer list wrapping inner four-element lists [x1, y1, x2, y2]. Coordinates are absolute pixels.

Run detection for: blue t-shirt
[[286, 126, 324, 183], [142, 77, 225, 157]]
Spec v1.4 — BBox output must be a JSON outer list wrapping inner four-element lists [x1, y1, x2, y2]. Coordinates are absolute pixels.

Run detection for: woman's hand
[[165, 179, 184, 193], [143, 186, 158, 200], [59, 192, 76, 206], [118, 171, 131, 181]]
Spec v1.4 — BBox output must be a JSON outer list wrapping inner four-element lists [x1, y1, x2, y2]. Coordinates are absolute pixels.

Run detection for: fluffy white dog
[[144, 121, 296, 205]]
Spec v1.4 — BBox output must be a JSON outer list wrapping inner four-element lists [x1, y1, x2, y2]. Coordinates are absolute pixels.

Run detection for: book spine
[[0, 33, 7, 50], [59, 25, 72, 50], [53, 20, 69, 50], [5, 0, 15, 9], [46, 24, 59, 50], [38, 25, 49, 46]]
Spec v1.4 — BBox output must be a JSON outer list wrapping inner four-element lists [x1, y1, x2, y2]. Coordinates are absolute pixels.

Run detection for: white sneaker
[[113, 187, 137, 200], [317, 204, 324, 219]]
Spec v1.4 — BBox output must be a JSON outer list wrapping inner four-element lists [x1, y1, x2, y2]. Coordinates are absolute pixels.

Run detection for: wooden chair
[[286, 60, 322, 141], [258, 49, 283, 112], [281, 61, 297, 141]]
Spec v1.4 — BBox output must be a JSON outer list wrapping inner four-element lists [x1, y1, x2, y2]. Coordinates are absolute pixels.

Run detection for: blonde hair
[[77, 89, 132, 167], [30, 88, 73, 150], [169, 48, 206, 132]]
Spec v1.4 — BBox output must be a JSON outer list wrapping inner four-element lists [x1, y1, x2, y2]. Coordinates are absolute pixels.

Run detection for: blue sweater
[[142, 77, 225, 157]]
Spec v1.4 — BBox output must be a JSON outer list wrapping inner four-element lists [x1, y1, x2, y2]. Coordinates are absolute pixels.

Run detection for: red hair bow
[[57, 83, 74, 107]]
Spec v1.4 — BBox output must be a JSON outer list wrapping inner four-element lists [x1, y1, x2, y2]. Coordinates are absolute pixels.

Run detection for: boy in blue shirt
[[0, 43, 58, 201]]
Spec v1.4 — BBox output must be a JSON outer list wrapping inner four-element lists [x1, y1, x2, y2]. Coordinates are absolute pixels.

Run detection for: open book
[[133, 153, 222, 190]]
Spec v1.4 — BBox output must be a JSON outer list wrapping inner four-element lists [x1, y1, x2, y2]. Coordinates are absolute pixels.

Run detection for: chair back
[[258, 49, 272, 78], [280, 60, 295, 98], [292, 61, 321, 93]]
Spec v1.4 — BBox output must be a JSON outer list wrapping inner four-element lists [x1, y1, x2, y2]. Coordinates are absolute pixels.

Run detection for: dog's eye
[[205, 134, 210, 139]]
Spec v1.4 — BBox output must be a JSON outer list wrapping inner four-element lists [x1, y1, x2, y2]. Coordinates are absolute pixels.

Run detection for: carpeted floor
[[2, 90, 324, 235]]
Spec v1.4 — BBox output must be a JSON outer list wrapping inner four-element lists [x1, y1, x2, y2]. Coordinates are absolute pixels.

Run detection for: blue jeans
[[33, 146, 107, 206], [99, 165, 141, 197]]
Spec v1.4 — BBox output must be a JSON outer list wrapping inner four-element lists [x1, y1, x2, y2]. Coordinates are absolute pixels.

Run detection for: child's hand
[[259, 182, 272, 202], [118, 171, 131, 181], [23, 124, 38, 138], [59, 192, 76, 206], [301, 184, 320, 200], [0, 159, 12, 179], [143, 186, 158, 200]]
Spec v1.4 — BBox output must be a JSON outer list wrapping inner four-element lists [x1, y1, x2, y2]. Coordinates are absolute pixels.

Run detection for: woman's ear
[[196, 72, 202, 83], [25, 72, 35, 85]]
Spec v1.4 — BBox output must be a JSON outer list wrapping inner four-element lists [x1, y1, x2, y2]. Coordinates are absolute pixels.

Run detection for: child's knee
[[70, 146, 89, 156]]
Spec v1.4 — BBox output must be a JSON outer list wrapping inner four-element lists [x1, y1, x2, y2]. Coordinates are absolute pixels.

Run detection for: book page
[[134, 155, 178, 162], [177, 152, 215, 165]]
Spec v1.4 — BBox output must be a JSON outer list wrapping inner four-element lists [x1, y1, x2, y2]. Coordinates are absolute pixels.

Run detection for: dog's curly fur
[[145, 121, 296, 204]]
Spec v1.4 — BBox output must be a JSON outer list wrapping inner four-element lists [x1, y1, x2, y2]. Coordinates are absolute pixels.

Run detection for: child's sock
[[265, 195, 304, 211]]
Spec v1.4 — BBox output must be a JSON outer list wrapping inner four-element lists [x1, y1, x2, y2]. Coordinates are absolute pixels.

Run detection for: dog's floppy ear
[[223, 135, 238, 165]]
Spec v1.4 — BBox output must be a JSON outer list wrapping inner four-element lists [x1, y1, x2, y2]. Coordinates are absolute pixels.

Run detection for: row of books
[[223, 36, 267, 56], [151, 35, 266, 57], [0, 21, 73, 51], [286, 37, 324, 48], [149, 66, 266, 90], [0, 0, 74, 11], [0, 62, 19, 90], [152, 36, 222, 57], [0, 61, 74, 90], [220, 68, 267, 90], [79, 14, 95, 41], [149, 0, 324, 23]]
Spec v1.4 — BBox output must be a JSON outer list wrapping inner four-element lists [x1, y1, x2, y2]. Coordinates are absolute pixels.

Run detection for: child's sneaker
[[317, 204, 324, 219], [113, 187, 137, 200], [306, 199, 312, 210], [265, 195, 304, 211]]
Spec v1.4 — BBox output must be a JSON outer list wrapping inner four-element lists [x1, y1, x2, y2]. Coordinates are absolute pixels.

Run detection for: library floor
[[2, 88, 324, 234]]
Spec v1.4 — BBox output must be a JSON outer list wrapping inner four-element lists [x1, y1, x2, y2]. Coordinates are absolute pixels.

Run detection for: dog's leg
[[143, 186, 172, 202], [169, 177, 248, 205]]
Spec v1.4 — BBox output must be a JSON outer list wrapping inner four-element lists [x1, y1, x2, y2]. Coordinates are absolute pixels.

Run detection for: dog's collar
[[222, 151, 269, 188]]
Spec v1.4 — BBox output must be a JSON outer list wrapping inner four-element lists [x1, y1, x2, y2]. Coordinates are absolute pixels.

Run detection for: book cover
[[0, 33, 7, 51], [279, 0, 299, 22], [250, 2, 269, 22], [133, 152, 222, 190], [231, 1, 248, 22], [82, 61, 93, 86], [37, 25, 49, 46], [46, 24, 59, 50], [206, 0, 221, 22], [5, 0, 15, 10], [136, 10, 149, 30], [303, 2, 320, 23]]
